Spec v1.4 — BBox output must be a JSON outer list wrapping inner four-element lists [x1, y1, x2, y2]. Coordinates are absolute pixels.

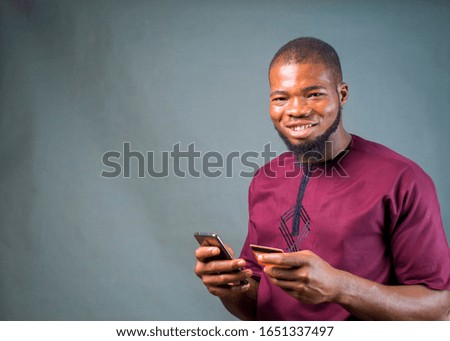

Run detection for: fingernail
[[237, 260, 246, 267]]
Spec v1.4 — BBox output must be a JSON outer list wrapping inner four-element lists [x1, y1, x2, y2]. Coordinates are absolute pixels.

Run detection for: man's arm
[[261, 250, 450, 320], [194, 245, 258, 320], [335, 272, 450, 320]]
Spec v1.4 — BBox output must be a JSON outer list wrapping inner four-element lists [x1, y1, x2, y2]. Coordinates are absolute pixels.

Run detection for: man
[[194, 37, 450, 320]]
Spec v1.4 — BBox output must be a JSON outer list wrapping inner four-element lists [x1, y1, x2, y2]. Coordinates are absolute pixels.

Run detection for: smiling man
[[194, 37, 450, 320], [269, 43, 349, 163]]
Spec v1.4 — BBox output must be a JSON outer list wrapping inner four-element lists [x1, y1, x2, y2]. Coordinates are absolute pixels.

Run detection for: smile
[[291, 124, 316, 132], [285, 122, 318, 138]]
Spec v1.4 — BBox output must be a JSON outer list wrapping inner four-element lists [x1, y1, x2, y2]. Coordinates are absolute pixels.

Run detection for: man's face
[[269, 62, 348, 158]]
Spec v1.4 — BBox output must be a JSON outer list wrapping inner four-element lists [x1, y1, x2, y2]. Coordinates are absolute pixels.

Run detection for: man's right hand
[[194, 245, 253, 298]]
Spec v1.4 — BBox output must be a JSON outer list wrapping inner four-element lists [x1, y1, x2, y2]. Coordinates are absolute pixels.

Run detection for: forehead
[[269, 62, 336, 89]]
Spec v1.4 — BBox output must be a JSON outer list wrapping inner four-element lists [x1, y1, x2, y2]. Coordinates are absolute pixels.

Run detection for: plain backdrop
[[1, 0, 449, 320]]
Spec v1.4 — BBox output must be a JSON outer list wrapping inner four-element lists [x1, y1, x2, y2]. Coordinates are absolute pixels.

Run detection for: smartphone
[[250, 244, 286, 267], [194, 232, 248, 284], [194, 232, 237, 261]]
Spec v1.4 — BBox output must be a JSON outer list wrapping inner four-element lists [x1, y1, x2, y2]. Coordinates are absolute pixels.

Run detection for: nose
[[286, 97, 310, 118]]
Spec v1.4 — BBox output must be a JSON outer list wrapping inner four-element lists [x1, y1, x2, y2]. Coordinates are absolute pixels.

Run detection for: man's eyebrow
[[303, 85, 327, 92], [270, 86, 327, 97], [270, 90, 287, 97]]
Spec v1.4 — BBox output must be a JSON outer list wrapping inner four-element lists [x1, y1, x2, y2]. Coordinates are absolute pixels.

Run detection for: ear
[[338, 82, 349, 106]]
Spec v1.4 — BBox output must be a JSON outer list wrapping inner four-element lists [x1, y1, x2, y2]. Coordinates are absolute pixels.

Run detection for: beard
[[275, 107, 342, 160]]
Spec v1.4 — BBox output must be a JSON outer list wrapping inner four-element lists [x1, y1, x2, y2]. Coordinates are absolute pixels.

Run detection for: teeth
[[292, 124, 313, 132]]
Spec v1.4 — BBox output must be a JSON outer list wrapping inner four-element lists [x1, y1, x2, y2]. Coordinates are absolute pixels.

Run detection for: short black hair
[[269, 37, 343, 84]]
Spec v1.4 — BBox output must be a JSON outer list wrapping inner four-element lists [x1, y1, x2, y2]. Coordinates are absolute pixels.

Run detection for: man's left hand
[[260, 250, 344, 304]]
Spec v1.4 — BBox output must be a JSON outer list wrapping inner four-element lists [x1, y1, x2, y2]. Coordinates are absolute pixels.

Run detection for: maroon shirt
[[240, 135, 450, 320]]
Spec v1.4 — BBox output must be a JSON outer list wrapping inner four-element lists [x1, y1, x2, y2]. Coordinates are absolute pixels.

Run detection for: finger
[[195, 246, 221, 261], [258, 250, 313, 267], [195, 257, 247, 278], [264, 265, 300, 280], [267, 274, 304, 291], [202, 269, 252, 286], [202, 258, 247, 274]]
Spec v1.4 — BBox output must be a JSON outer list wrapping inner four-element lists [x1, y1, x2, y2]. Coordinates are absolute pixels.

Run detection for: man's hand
[[194, 245, 253, 298], [194, 245, 258, 320], [259, 250, 343, 304], [259, 249, 450, 320]]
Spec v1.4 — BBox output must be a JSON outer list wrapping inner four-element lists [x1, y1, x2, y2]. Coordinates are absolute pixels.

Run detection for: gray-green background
[[1, 0, 449, 320]]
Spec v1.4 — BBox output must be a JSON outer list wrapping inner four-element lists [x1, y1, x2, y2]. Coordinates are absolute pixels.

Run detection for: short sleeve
[[388, 167, 450, 290]]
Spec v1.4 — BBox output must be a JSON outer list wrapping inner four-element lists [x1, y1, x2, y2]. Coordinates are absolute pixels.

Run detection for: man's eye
[[308, 93, 323, 98], [272, 97, 286, 102]]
